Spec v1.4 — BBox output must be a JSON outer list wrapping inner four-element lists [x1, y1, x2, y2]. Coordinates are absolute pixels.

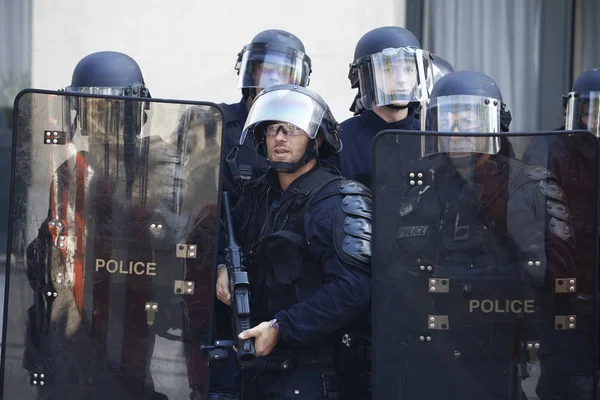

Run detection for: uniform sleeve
[[274, 195, 371, 346]]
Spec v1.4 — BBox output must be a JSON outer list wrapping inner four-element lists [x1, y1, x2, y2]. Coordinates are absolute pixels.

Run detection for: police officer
[[388, 71, 587, 399], [221, 29, 312, 203], [214, 84, 372, 399], [334, 26, 431, 187]]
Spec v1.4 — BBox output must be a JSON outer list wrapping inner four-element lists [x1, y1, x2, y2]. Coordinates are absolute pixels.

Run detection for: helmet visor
[[357, 47, 432, 109], [241, 88, 325, 144], [423, 95, 501, 156], [66, 86, 148, 97], [565, 91, 600, 136], [236, 44, 310, 89]]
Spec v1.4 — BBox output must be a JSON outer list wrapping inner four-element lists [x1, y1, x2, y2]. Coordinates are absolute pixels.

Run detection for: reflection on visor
[[237, 48, 309, 89], [357, 47, 431, 109], [429, 95, 501, 133], [566, 91, 600, 136], [241, 89, 325, 144]]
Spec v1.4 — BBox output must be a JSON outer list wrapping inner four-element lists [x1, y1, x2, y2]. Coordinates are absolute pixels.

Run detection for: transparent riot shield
[[372, 130, 598, 400], [1, 90, 224, 400]]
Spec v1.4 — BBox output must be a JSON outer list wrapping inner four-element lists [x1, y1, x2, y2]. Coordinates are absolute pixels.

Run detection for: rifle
[[222, 191, 256, 364]]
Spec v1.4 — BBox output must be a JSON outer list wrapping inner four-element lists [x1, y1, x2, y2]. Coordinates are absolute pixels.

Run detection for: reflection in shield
[[1, 91, 223, 400], [372, 130, 597, 400]]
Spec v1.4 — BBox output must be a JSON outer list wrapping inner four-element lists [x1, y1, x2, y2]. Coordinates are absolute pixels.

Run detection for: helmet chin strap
[[385, 103, 411, 110], [267, 139, 318, 174]]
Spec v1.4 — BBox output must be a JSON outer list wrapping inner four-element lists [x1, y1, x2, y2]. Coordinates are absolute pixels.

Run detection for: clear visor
[[565, 91, 600, 136], [357, 47, 432, 109], [66, 86, 147, 97], [423, 95, 501, 156], [236, 45, 310, 89], [240, 88, 325, 144], [69, 95, 145, 142]]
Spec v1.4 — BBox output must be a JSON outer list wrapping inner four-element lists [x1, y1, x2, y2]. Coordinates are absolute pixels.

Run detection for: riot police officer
[[333, 26, 431, 188], [221, 29, 312, 203], [214, 84, 372, 399], [373, 71, 588, 399]]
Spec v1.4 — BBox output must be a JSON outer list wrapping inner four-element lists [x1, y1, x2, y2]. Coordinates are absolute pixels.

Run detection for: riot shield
[[1, 90, 224, 400], [372, 130, 598, 400]]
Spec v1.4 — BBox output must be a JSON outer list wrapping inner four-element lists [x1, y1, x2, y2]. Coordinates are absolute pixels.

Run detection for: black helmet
[[235, 29, 312, 91], [348, 26, 431, 110], [564, 69, 600, 135], [67, 51, 149, 97], [423, 71, 511, 156], [241, 84, 342, 172]]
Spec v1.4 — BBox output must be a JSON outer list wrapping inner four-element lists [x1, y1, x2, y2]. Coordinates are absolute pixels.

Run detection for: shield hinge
[[145, 302, 158, 326], [176, 244, 198, 258], [555, 278, 576, 293], [30, 371, 46, 386], [555, 315, 576, 330], [427, 315, 449, 330], [174, 280, 195, 295], [428, 278, 449, 293], [43, 130, 66, 145], [525, 341, 540, 363]]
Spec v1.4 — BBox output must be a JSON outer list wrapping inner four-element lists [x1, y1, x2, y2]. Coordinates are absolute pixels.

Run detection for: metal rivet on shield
[[33, 373, 38, 378], [534, 343, 540, 349], [57, 279, 62, 284], [427, 266, 432, 271], [569, 323, 575, 329], [59, 236, 65, 241], [150, 223, 156, 229], [157, 224, 163, 230], [527, 343, 533, 349], [40, 374, 44, 379], [419, 336, 425, 341], [45, 132, 51, 137], [189, 252, 195, 257], [189, 245, 195, 250], [569, 286, 575, 292], [418, 173, 423, 178], [528, 261, 534, 266], [409, 180, 415, 185], [569, 279, 575, 285], [294, 390, 300, 395], [145, 304, 151, 310], [420, 265, 425, 271], [40, 381, 44, 386], [59, 243, 65, 248], [152, 304, 158, 311], [417, 180, 423, 185], [53, 131, 59, 137], [426, 336, 432, 341], [535, 261, 541, 266], [33, 380, 37, 385], [186, 288, 193, 294], [53, 292, 57, 297], [49, 221, 56, 227], [45, 139, 51, 144], [46, 292, 52, 297], [58, 273, 63, 278], [52, 139, 58, 144], [569, 316, 575, 322], [409, 173, 415, 178], [57, 222, 62, 228], [430, 286, 436, 292]]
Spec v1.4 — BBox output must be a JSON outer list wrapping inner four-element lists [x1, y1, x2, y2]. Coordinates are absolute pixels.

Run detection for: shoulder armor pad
[[333, 191, 372, 273], [524, 165, 555, 180], [338, 180, 370, 196], [547, 199, 572, 222], [342, 194, 372, 219], [539, 179, 568, 203]]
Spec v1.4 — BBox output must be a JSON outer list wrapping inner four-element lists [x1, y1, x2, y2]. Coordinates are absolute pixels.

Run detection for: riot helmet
[[564, 68, 600, 136], [423, 71, 511, 157], [348, 26, 432, 110], [64, 51, 149, 139], [241, 84, 342, 173], [235, 30, 312, 92]]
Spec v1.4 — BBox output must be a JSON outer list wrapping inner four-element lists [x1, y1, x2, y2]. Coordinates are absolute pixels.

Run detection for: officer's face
[[265, 122, 310, 165], [252, 62, 290, 93], [381, 59, 417, 105]]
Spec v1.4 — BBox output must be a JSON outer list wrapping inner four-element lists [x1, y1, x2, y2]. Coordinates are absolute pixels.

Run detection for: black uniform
[[334, 108, 420, 188], [221, 166, 372, 399]]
